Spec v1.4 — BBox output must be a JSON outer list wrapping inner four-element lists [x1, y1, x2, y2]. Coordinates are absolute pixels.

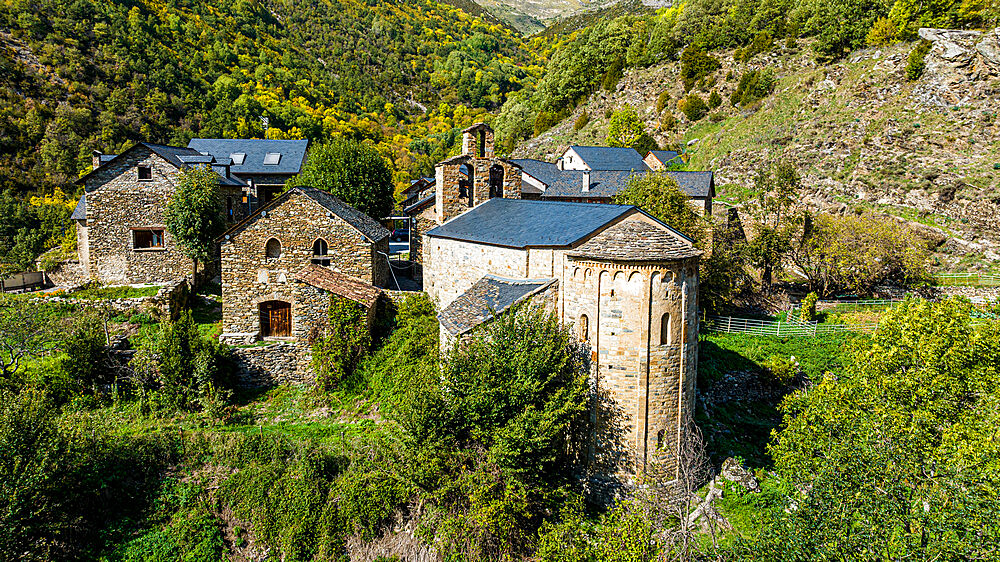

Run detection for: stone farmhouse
[[72, 143, 249, 285], [72, 139, 308, 286], [645, 150, 684, 170], [424, 197, 702, 479], [217, 186, 390, 378]]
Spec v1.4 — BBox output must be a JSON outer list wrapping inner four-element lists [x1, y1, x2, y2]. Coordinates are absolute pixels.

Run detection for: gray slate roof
[[70, 193, 87, 220], [541, 169, 646, 199], [425, 198, 636, 248], [566, 146, 650, 171], [648, 150, 683, 166], [567, 219, 701, 261], [187, 139, 308, 176], [77, 142, 247, 187], [403, 194, 435, 215], [511, 158, 563, 186], [296, 187, 390, 242], [438, 275, 557, 336]]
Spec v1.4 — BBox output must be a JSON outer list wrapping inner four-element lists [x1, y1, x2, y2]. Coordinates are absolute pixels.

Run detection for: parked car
[[391, 226, 410, 242]]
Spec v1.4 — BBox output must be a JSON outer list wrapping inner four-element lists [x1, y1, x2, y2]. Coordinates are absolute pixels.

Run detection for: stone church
[[422, 125, 702, 481]]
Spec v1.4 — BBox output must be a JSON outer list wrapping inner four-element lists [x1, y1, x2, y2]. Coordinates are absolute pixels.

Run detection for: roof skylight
[[263, 153, 281, 165], [230, 152, 246, 165]]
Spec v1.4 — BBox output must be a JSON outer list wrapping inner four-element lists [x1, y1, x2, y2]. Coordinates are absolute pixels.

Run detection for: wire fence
[[934, 273, 1000, 287], [702, 315, 879, 337]]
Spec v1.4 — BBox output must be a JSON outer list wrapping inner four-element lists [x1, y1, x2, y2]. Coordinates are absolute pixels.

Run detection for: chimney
[[91, 150, 102, 170], [582, 170, 591, 192], [557, 158, 564, 171]]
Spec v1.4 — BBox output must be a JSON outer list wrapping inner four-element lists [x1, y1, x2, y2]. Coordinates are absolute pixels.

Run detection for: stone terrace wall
[[30, 279, 189, 320], [232, 342, 314, 387]]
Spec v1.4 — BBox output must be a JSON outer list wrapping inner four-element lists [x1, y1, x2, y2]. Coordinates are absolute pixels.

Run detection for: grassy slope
[[512, 40, 1000, 270]]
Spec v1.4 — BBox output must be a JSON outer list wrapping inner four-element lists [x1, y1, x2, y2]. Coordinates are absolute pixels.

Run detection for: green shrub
[[731, 68, 775, 107], [157, 311, 235, 413], [655, 90, 671, 114], [310, 295, 372, 391], [762, 355, 799, 385], [680, 46, 720, 91], [61, 312, 109, 390], [678, 94, 709, 121], [534, 110, 562, 135], [573, 110, 590, 131], [708, 90, 722, 109], [866, 17, 897, 46], [602, 57, 624, 91], [800, 292, 819, 323], [906, 39, 932, 81], [659, 111, 678, 131]]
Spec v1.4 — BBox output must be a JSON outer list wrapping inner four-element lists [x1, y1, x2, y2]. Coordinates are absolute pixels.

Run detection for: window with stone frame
[[265, 238, 282, 260], [578, 314, 589, 342], [137, 165, 152, 181], [133, 228, 164, 250], [660, 313, 671, 345], [312, 238, 330, 266]]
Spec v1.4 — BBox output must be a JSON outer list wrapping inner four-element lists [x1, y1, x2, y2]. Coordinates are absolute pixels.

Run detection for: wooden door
[[260, 301, 291, 337]]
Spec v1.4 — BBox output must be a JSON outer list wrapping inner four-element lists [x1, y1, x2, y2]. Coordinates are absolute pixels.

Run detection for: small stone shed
[[437, 274, 559, 348], [218, 186, 390, 346]]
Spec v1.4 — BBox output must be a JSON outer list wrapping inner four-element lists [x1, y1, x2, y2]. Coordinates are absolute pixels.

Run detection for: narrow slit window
[[660, 313, 671, 345], [137, 165, 152, 181], [579, 314, 589, 343]]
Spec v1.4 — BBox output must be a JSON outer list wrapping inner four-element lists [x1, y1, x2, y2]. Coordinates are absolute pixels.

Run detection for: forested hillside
[[0, 0, 548, 270]]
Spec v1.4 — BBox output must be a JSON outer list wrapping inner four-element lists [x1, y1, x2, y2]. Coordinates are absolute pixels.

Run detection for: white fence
[[935, 273, 1000, 287], [702, 315, 879, 337]]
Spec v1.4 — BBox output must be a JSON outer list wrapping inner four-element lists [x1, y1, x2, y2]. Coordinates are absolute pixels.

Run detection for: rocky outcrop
[[919, 27, 1000, 74]]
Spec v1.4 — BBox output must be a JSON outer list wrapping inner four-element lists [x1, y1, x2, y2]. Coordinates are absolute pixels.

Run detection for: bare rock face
[[976, 28, 1000, 72], [918, 28, 982, 65]]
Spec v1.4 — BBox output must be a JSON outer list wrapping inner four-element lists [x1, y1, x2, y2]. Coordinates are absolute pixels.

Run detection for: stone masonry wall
[[560, 255, 699, 481], [424, 236, 528, 308], [220, 191, 382, 339], [232, 342, 312, 387], [85, 150, 194, 284], [84, 147, 245, 285]]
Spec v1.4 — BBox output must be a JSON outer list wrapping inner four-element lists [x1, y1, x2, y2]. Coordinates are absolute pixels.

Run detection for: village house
[[187, 138, 308, 210], [217, 186, 390, 380], [404, 141, 714, 264], [72, 143, 248, 285]]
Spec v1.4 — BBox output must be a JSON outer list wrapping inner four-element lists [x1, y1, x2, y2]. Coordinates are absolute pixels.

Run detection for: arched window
[[656, 429, 665, 450], [660, 313, 671, 345], [265, 238, 281, 260], [578, 314, 589, 343], [312, 238, 330, 266], [489, 164, 504, 198]]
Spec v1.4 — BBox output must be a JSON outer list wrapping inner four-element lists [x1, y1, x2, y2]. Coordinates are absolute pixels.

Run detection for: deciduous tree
[[288, 137, 395, 220], [164, 166, 227, 281]]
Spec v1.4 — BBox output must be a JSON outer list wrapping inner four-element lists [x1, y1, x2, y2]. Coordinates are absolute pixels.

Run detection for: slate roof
[[70, 193, 87, 220], [511, 159, 562, 186], [648, 150, 683, 166], [438, 275, 557, 336], [295, 187, 390, 242], [540, 170, 646, 199], [187, 139, 308, 176], [567, 219, 701, 261], [76, 142, 247, 187], [220, 186, 389, 243], [566, 146, 650, 171], [403, 194, 435, 215], [295, 264, 382, 308], [528, 170, 714, 200], [425, 198, 636, 248]]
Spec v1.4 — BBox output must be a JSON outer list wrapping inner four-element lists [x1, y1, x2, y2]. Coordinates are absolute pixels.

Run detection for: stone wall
[[231, 341, 313, 387], [424, 236, 529, 308], [409, 210, 436, 265], [220, 190, 385, 339], [83, 146, 245, 285], [30, 278, 190, 320], [560, 256, 699, 480]]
